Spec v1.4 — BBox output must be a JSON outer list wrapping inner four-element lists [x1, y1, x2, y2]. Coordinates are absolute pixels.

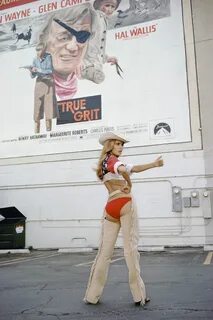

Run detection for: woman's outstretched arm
[[131, 156, 164, 173]]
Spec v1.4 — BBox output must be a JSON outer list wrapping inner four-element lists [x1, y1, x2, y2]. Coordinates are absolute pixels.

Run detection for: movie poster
[[0, 0, 190, 158]]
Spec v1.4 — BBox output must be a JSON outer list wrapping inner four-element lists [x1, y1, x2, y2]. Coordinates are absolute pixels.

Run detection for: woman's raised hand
[[153, 156, 164, 167]]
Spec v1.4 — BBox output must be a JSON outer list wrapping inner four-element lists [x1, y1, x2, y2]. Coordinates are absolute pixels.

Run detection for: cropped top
[[102, 154, 133, 182]]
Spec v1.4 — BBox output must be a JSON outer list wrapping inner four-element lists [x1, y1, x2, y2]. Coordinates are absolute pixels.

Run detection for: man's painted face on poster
[[36, 45, 45, 58], [99, 0, 117, 16], [46, 15, 91, 78]]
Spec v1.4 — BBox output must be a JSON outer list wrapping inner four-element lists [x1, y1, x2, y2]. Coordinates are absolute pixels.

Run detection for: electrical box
[[191, 190, 200, 207], [172, 186, 182, 212], [202, 190, 212, 219], [183, 197, 191, 208]]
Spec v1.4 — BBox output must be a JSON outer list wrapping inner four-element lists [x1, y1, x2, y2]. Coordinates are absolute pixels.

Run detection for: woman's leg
[[84, 216, 120, 304], [120, 201, 147, 304]]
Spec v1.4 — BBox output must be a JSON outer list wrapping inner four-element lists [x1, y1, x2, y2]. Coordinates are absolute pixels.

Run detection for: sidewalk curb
[[58, 248, 93, 253], [0, 249, 30, 254]]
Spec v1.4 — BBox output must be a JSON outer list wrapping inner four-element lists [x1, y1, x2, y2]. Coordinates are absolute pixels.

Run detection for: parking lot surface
[[0, 248, 213, 320]]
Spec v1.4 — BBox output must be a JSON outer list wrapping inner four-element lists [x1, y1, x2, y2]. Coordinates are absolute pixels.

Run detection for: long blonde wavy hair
[[96, 139, 115, 180]]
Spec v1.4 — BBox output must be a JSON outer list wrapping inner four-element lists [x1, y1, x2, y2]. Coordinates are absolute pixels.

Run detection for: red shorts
[[105, 197, 131, 220]]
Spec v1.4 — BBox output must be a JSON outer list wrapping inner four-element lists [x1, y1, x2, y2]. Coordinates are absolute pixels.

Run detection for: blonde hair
[[96, 140, 115, 180]]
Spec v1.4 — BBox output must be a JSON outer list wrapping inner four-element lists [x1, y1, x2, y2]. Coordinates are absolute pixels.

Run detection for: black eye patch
[[53, 18, 91, 43]]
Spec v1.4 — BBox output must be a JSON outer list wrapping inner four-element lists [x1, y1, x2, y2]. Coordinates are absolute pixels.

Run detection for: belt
[[108, 190, 124, 198], [37, 75, 52, 80]]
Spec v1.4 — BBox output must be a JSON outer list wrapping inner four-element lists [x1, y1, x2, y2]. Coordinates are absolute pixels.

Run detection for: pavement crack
[[36, 283, 48, 295], [20, 296, 53, 314], [143, 306, 213, 312], [40, 283, 48, 290]]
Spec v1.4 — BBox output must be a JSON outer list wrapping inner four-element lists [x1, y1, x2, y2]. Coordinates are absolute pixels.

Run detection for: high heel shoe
[[134, 297, 151, 307], [84, 298, 100, 305]]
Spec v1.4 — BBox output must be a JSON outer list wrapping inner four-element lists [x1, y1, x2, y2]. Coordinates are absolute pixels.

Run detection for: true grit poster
[[0, 0, 191, 158]]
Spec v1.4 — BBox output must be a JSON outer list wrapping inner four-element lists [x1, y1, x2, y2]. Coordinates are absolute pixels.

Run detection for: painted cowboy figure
[[31, 43, 57, 133]]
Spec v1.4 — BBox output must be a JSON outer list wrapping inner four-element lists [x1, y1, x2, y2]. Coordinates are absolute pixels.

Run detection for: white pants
[[84, 198, 146, 304]]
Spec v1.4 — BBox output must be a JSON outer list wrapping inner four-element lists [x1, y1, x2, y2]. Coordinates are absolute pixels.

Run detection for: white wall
[[191, 0, 213, 246], [0, 149, 207, 249]]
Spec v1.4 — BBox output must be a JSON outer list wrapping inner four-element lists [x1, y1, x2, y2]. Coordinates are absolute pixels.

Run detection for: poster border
[[0, 0, 202, 165]]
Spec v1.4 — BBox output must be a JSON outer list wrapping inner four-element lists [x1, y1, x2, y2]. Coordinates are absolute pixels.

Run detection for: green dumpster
[[0, 207, 26, 249]]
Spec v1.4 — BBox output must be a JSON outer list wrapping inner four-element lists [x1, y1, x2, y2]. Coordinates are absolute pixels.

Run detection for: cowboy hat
[[99, 131, 129, 145], [93, 0, 121, 10]]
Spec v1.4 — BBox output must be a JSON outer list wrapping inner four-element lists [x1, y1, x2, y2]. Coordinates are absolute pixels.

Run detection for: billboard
[[0, 0, 191, 158]]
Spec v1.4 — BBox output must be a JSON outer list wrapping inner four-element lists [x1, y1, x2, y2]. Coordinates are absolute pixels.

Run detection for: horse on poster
[[15, 27, 32, 44]]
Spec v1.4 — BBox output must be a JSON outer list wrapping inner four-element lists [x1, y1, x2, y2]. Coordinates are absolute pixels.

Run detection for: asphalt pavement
[[0, 248, 213, 320]]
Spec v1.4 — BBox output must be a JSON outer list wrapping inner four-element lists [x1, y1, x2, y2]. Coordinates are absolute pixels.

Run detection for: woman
[[84, 131, 164, 306]]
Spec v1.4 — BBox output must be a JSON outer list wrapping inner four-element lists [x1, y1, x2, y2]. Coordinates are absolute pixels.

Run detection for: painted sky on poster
[[0, 0, 191, 158]]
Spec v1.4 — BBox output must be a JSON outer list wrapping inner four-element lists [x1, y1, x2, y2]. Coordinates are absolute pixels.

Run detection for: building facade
[[0, 0, 212, 250]]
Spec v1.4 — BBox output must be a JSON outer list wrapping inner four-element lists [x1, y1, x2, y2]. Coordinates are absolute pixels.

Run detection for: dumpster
[[0, 207, 26, 249]]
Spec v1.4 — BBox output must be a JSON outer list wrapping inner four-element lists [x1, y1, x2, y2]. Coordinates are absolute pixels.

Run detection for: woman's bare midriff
[[104, 180, 132, 222]]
